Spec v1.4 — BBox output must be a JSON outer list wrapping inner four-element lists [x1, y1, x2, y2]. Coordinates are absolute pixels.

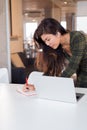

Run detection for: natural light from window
[[61, 21, 66, 29], [76, 17, 87, 34], [24, 22, 38, 41]]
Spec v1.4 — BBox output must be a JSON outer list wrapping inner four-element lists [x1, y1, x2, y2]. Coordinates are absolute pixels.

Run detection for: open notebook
[[28, 71, 84, 103]]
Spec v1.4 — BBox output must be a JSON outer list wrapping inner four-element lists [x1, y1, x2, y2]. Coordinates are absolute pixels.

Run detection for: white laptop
[[28, 71, 84, 103]]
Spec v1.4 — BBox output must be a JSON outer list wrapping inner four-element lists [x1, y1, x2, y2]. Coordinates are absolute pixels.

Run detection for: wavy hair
[[35, 47, 65, 76]]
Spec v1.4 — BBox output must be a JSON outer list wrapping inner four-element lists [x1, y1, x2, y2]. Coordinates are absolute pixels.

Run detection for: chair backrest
[[0, 68, 9, 83]]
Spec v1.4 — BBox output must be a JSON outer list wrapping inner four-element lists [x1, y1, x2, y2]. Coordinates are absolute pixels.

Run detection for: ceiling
[[22, 0, 87, 18], [22, 0, 53, 11], [22, 0, 87, 11]]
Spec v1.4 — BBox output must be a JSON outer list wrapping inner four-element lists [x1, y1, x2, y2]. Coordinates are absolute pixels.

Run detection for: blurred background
[[0, 0, 87, 83]]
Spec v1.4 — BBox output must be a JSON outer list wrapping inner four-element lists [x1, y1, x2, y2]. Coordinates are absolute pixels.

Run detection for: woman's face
[[41, 33, 61, 49]]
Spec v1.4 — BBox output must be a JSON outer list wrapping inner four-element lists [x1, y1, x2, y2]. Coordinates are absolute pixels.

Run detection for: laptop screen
[[29, 71, 84, 103]]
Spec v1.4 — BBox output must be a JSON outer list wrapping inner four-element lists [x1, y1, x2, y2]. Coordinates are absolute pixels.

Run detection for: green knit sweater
[[61, 31, 87, 87]]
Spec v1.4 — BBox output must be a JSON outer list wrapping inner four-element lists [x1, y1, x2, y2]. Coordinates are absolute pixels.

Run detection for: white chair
[[0, 68, 9, 83]]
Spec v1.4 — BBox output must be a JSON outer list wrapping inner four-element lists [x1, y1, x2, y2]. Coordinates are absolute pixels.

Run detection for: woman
[[23, 17, 87, 91]]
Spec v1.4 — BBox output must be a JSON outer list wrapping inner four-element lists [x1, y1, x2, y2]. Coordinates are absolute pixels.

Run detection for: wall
[[10, 0, 23, 53], [0, 0, 11, 81], [76, 1, 87, 16], [52, 6, 61, 22]]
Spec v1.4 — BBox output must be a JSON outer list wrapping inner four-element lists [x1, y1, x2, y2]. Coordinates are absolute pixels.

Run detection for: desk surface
[[0, 84, 87, 130]]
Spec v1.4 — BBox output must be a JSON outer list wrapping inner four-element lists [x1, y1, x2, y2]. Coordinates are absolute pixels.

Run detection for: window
[[23, 21, 38, 58], [61, 21, 66, 29], [24, 22, 38, 41], [76, 16, 87, 33]]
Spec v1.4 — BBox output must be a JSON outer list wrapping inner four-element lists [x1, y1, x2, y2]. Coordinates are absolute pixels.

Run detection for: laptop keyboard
[[76, 93, 85, 101]]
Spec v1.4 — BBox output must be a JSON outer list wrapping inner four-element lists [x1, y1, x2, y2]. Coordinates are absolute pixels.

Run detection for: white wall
[[76, 1, 87, 16], [0, 0, 11, 82]]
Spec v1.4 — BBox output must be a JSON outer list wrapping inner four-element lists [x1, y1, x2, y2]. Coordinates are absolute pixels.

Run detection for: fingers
[[29, 84, 35, 91], [23, 84, 35, 92], [22, 84, 29, 92]]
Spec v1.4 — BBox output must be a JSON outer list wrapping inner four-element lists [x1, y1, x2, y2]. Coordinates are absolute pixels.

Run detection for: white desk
[[0, 84, 87, 130]]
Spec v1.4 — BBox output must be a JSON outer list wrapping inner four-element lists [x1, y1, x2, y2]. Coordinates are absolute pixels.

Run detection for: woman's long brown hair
[[35, 47, 65, 76]]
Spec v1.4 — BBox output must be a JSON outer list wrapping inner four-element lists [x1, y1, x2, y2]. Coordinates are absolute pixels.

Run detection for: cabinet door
[[10, 0, 23, 52]]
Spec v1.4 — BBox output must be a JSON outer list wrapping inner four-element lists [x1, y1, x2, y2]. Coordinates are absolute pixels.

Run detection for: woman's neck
[[60, 33, 72, 56], [60, 33, 70, 45]]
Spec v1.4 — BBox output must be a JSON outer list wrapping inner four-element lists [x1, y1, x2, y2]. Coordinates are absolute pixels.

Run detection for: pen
[[25, 77, 35, 91], [26, 77, 28, 86]]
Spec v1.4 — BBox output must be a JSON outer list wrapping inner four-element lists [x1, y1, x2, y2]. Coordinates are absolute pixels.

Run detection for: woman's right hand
[[22, 83, 35, 92]]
